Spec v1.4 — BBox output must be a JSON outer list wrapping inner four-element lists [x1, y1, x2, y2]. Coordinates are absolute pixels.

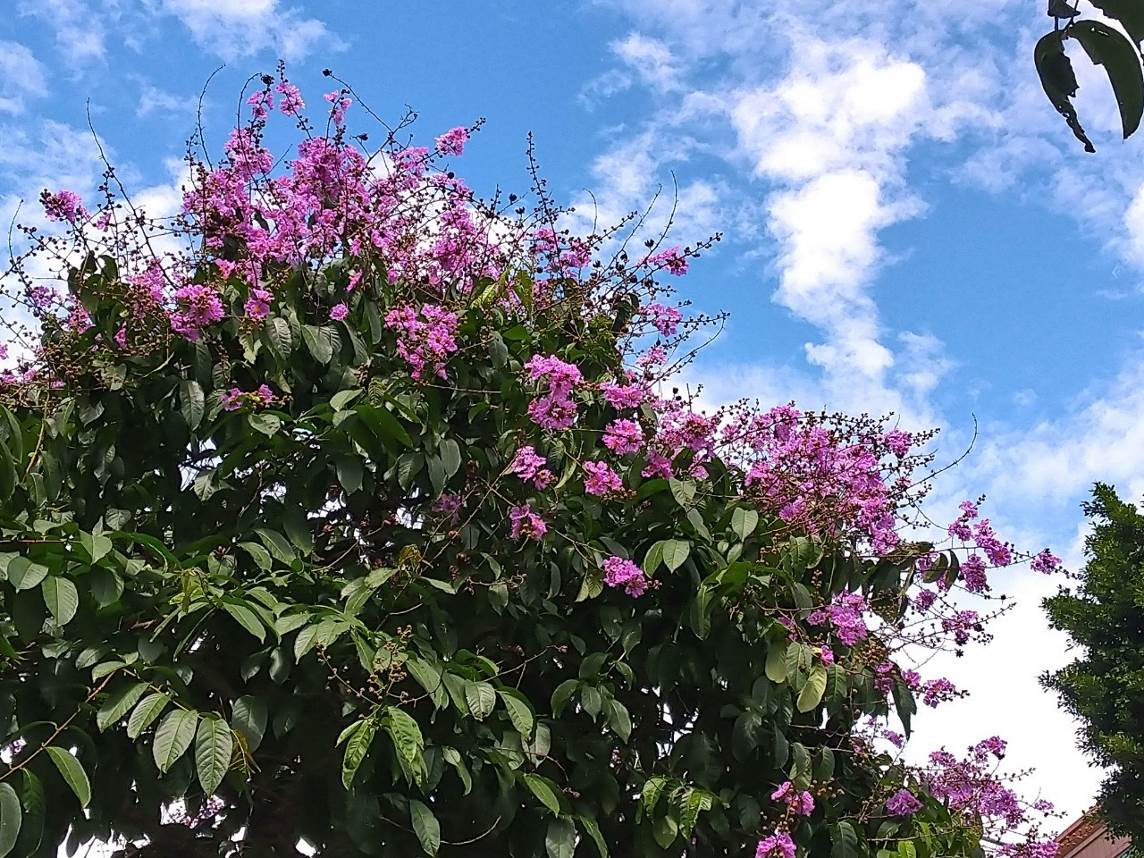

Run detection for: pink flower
[[645, 245, 689, 276], [1031, 549, 1060, 574], [276, 80, 304, 116], [509, 446, 553, 489], [244, 288, 272, 321], [600, 381, 647, 410], [169, 285, 224, 341], [884, 428, 912, 456], [435, 126, 469, 156], [41, 190, 86, 223], [642, 302, 682, 336], [330, 303, 349, 321], [385, 304, 460, 381], [756, 830, 795, 858], [603, 419, 643, 455], [885, 789, 922, 816], [583, 460, 622, 496], [509, 505, 547, 541], [602, 556, 646, 597]]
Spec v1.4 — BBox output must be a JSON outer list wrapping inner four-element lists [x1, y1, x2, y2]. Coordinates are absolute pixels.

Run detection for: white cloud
[[19, 0, 109, 64], [0, 42, 48, 115], [160, 0, 334, 60], [611, 32, 682, 92]]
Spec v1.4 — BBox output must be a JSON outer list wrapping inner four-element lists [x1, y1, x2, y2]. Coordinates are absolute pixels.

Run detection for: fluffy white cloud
[[0, 42, 48, 115], [160, 0, 334, 60]]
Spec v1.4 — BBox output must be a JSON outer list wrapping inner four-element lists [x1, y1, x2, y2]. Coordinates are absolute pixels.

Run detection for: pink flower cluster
[[602, 556, 647, 597], [603, 419, 643, 455], [583, 460, 623, 496], [435, 126, 469, 156], [808, 592, 868, 647], [41, 190, 87, 224], [755, 830, 795, 858], [771, 781, 814, 816], [525, 354, 582, 431], [221, 384, 277, 412], [509, 504, 546, 541], [924, 738, 1031, 829], [244, 288, 273, 321], [169, 285, 225, 341], [642, 302, 682, 336], [600, 380, 648, 410], [885, 788, 922, 816], [509, 446, 553, 489], [645, 245, 689, 276], [385, 304, 459, 380]]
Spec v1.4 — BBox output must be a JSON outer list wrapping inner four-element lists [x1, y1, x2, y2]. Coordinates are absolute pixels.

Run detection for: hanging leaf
[[498, 689, 535, 738], [1089, 0, 1144, 44], [153, 709, 199, 773], [195, 715, 235, 795], [1069, 19, 1144, 139], [231, 695, 268, 752], [41, 577, 79, 626], [662, 540, 690, 572], [523, 773, 563, 815], [179, 379, 205, 430], [545, 817, 576, 858], [796, 664, 829, 712], [341, 717, 377, 789], [96, 682, 147, 731], [7, 557, 48, 592], [44, 747, 90, 807], [409, 799, 440, 857], [464, 680, 496, 720], [1035, 30, 1095, 151], [127, 692, 171, 739], [0, 782, 20, 858]]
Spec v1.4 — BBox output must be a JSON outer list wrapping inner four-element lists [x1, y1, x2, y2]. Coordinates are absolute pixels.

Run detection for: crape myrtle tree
[[0, 69, 1062, 858], [1043, 484, 1144, 839]]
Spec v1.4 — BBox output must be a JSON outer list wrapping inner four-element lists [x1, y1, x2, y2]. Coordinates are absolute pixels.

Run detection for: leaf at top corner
[[1034, 30, 1095, 151], [1068, 19, 1144, 140]]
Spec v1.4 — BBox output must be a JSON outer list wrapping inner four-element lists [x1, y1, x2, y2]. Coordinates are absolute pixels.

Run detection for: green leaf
[[0, 439, 16, 505], [153, 709, 199, 773], [731, 507, 759, 541], [606, 698, 632, 743], [301, 324, 334, 364], [578, 815, 609, 858], [1090, 0, 1144, 44], [265, 317, 292, 358], [385, 706, 425, 788], [678, 787, 714, 838], [545, 818, 576, 858], [195, 715, 234, 795], [41, 576, 79, 625], [7, 557, 48, 592], [355, 403, 413, 448], [44, 747, 90, 808], [551, 679, 579, 717], [330, 388, 363, 411], [669, 478, 696, 508], [1069, 19, 1144, 139], [642, 541, 664, 576], [499, 689, 535, 737], [232, 695, 268, 751], [523, 773, 563, 815], [1035, 30, 1094, 151], [179, 379, 205, 430], [79, 531, 113, 563], [127, 692, 170, 739], [96, 682, 147, 732], [406, 656, 448, 709], [0, 782, 20, 858], [662, 539, 690, 572], [89, 567, 123, 606], [336, 455, 364, 494], [439, 438, 462, 479], [409, 799, 440, 857], [465, 680, 496, 720], [765, 639, 789, 684], [797, 664, 828, 712], [255, 528, 296, 565], [13, 770, 44, 857], [224, 602, 267, 643], [341, 717, 377, 789], [248, 412, 282, 436], [832, 821, 861, 858], [642, 775, 669, 815]]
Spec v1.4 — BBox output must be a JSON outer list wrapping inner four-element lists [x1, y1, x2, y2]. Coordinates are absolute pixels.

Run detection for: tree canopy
[[1043, 483, 1144, 838], [0, 71, 1061, 858]]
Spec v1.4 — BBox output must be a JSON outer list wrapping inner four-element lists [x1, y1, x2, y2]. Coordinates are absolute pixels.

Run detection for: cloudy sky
[[2, 0, 1142, 833]]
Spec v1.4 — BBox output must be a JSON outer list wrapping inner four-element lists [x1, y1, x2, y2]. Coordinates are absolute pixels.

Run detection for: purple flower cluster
[[583, 460, 623, 496], [220, 384, 276, 412], [771, 781, 814, 816], [921, 677, 958, 708], [525, 354, 583, 431], [603, 419, 643, 455], [41, 189, 87, 223], [509, 446, 554, 489], [169, 285, 224, 341], [435, 126, 469, 156], [385, 304, 460, 381], [509, 505, 546, 541], [755, 830, 795, 858], [602, 556, 647, 597], [885, 788, 922, 816]]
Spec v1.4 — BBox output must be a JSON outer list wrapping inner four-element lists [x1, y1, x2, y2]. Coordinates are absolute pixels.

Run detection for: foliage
[[1043, 484, 1144, 838], [1037, 1, 1144, 151], [0, 71, 1059, 857]]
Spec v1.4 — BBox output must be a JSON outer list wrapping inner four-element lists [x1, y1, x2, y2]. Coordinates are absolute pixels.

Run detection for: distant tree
[[1043, 484, 1144, 838]]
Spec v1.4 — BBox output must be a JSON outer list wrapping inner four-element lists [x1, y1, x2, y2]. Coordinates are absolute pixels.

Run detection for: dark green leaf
[[0, 782, 20, 858], [153, 709, 199, 773], [45, 747, 90, 807], [41, 576, 79, 625], [195, 715, 234, 795], [1069, 19, 1144, 139], [1035, 30, 1094, 151], [545, 817, 576, 858], [410, 800, 440, 857]]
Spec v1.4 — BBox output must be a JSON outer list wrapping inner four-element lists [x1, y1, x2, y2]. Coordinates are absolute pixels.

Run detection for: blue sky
[[3, 0, 1142, 830]]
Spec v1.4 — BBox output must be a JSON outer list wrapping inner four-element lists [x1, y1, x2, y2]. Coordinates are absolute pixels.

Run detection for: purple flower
[[583, 460, 623, 496], [435, 126, 469, 156], [602, 556, 647, 597], [1031, 549, 1060, 574], [244, 288, 272, 321], [509, 505, 546, 541], [885, 788, 922, 816], [330, 303, 349, 321], [756, 830, 796, 858], [41, 190, 86, 223]]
